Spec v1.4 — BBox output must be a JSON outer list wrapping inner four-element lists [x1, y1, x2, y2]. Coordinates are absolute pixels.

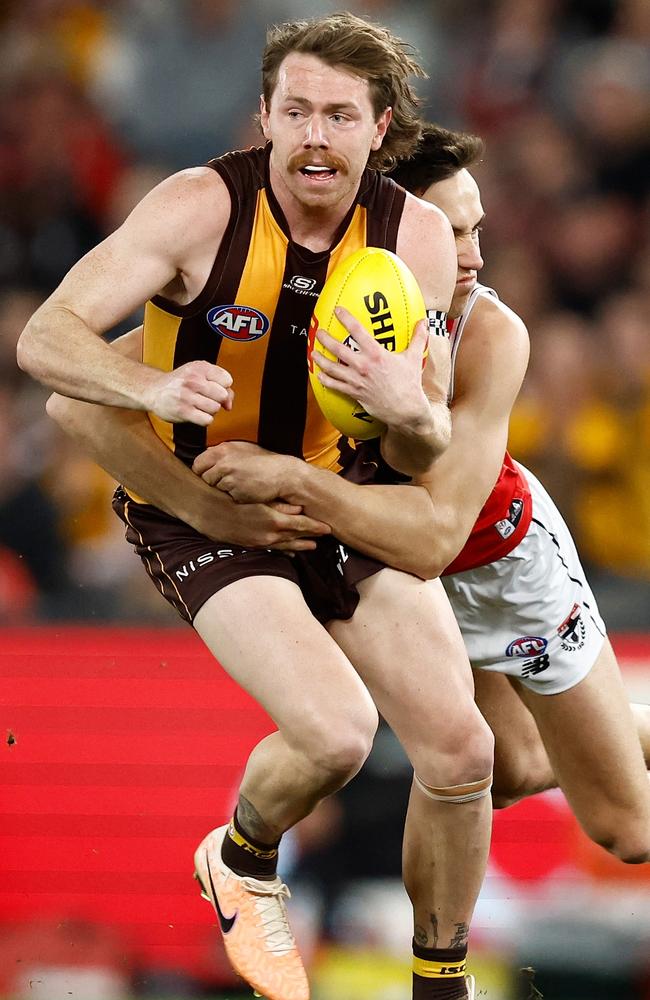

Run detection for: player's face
[[260, 53, 391, 214], [421, 169, 484, 319]]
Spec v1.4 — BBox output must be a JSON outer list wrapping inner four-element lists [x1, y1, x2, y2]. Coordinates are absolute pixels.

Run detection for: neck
[[269, 162, 359, 252]]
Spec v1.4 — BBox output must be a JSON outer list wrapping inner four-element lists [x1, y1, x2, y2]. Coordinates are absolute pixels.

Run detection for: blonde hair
[[261, 12, 426, 170]]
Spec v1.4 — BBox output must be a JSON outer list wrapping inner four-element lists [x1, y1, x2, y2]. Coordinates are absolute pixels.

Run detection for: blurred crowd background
[[0, 0, 649, 626], [1, 3, 650, 999]]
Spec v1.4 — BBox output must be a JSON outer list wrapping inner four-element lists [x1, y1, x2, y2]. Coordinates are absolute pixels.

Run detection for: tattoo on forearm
[[449, 922, 469, 949], [237, 794, 277, 844]]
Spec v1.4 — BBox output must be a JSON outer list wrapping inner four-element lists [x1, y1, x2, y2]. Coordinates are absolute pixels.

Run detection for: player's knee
[[491, 786, 523, 810], [491, 746, 553, 810], [589, 823, 650, 865], [416, 709, 494, 788], [300, 701, 378, 783], [316, 723, 377, 783], [457, 717, 495, 786]]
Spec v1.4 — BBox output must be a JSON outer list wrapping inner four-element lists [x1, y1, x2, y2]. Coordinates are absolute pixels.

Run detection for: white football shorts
[[441, 464, 607, 694]]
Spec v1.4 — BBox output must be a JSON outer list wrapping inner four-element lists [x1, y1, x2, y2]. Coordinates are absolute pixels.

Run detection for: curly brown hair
[[261, 12, 426, 171]]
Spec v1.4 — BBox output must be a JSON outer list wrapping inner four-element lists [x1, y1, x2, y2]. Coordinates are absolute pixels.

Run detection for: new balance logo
[[521, 654, 550, 677]]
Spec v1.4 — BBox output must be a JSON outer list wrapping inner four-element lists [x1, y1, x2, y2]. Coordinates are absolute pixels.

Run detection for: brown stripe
[[258, 244, 330, 456], [364, 173, 405, 251]]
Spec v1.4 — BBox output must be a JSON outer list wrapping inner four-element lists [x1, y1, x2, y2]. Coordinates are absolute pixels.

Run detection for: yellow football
[[308, 247, 426, 440]]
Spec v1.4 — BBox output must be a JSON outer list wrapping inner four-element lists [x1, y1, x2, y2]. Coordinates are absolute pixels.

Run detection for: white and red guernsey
[[442, 284, 532, 576]]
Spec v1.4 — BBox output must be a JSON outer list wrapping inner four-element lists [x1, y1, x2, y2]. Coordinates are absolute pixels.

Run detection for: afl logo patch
[[506, 635, 548, 658], [207, 304, 270, 342]]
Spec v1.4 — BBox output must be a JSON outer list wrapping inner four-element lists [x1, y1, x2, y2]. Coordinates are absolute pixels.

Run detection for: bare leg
[[330, 571, 493, 947], [475, 665, 650, 810], [632, 702, 650, 768], [515, 639, 650, 862], [194, 576, 378, 841], [472, 669, 555, 807]]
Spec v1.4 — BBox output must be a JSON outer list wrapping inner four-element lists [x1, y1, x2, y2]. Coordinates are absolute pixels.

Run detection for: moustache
[[288, 152, 348, 174]]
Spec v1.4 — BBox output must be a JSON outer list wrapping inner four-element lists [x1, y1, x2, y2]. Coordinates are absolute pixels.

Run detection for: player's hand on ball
[[144, 360, 234, 425], [312, 306, 431, 431], [193, 440, 298, 503]]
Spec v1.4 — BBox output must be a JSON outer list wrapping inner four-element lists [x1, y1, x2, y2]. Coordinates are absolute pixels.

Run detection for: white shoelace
[[241, 877, 295, 955]]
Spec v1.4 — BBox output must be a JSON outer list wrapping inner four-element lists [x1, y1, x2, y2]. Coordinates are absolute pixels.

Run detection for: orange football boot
[[193, 825, 309, 1000]]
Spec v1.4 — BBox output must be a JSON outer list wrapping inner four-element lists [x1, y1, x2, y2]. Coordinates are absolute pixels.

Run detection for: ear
[[259, 94, 271, 140], [371, 107, 392, 151]]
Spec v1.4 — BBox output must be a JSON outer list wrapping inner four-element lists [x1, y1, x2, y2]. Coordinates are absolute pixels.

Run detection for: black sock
[[220, 809, 280, 880], [412, 942, 469, 999]]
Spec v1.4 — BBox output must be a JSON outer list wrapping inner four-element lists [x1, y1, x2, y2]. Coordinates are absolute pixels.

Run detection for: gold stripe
[[228, 821, 278, 859], [142, 301, 181, 454], [412, 957, 467, 979]]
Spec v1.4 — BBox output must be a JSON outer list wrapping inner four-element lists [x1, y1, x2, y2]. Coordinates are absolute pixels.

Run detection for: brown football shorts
[[112, 442, 400, 625]]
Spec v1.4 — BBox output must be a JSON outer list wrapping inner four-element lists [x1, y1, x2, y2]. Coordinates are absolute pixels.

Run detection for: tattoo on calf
[[237, 794, 276, 844], [414, 924, 429, 947], [449, 922, 469, 949]]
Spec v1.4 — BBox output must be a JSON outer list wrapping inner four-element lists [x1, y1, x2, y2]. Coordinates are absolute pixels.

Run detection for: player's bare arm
[[194, 295, 529, 577], [46, 329, 331, 552], [381, 194, 456, 473], [18, 169, 234, 425]]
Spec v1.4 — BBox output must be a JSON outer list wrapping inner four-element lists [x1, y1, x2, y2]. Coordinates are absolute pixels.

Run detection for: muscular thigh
[[194, 575, 374, 744], [328, 569, 481, 759]]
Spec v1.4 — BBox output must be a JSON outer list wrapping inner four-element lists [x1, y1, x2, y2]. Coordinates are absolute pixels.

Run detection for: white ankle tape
[[414, 773, 493, 804]]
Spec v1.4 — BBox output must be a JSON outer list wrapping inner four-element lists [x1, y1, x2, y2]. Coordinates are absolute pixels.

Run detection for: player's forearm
[[18, 305, 158, 409], [283, 463, 439, 578], [46, 394, 219, 530], [380, 399, 452, 476]]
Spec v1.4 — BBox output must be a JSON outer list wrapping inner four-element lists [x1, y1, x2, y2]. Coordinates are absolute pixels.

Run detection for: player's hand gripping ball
[[308, 247, 426, 439]]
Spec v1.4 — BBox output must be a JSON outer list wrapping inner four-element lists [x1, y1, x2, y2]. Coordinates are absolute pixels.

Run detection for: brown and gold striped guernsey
[[139, 144, 406, 495]]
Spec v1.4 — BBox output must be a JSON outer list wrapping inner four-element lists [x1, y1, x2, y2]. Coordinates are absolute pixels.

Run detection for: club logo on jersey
[[557, 603, 586, 651], [521, 654, 550, 678], [207, 305, 270, 342], [494, 497, 524, 540], [506, 636, 548, 658]]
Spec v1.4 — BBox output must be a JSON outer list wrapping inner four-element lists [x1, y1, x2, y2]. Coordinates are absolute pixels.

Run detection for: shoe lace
[[240, 877, 295, 955]]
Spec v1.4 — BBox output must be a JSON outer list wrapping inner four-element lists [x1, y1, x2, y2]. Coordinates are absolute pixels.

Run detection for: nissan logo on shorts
[[207, 305, 270, 342]]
